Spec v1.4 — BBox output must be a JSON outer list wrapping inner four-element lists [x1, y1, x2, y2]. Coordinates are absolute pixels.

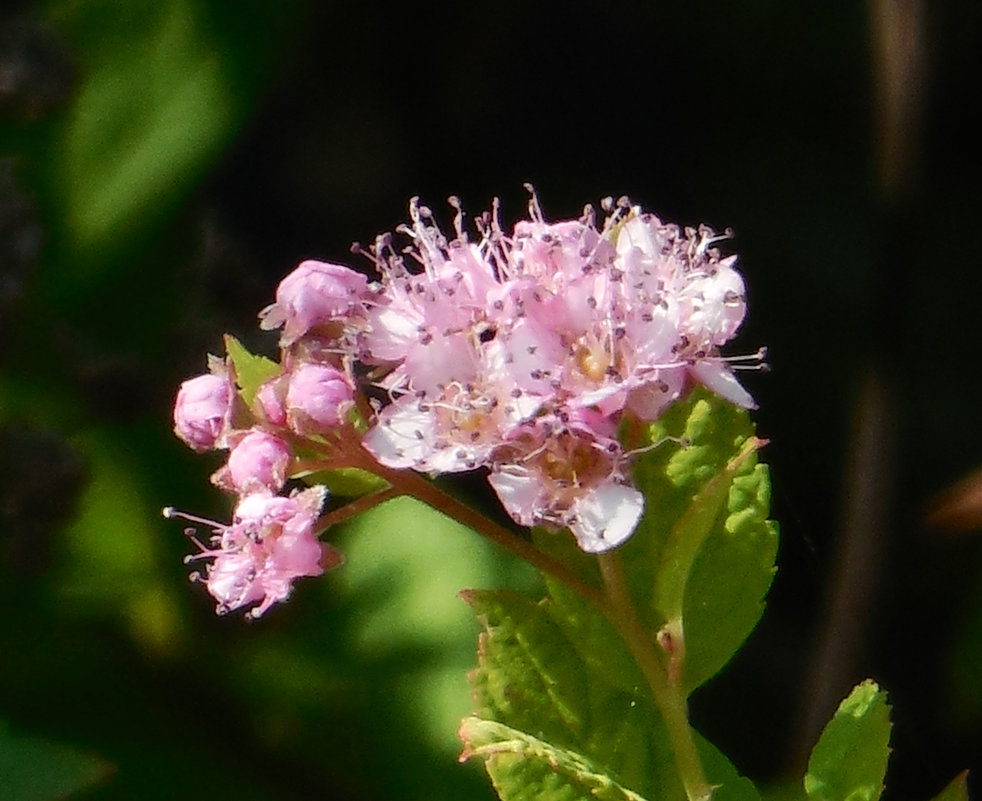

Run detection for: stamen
[[447, 195, 467, 241], [162, 506, 222, 530], [623, 434, 690, 459], [524, 183, 544, 223]]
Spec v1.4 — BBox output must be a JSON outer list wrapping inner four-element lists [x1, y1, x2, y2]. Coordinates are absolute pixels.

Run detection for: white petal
[[487, 467, 541, 528], [626, 367, 686, 420], [362, 405, 436, 468], [570, 483, 644, 553], [690, 361, 757, 409], [364, 304, 422, 361]]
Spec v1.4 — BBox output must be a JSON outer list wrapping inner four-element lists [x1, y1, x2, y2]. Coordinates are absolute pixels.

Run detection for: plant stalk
[[597, 551, 713, 801], [299, 438, 608, 611]]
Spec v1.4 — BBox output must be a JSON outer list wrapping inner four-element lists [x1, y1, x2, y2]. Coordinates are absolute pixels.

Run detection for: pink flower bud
[[286, 363, 354, 433], [173, 373, 234, 452], [259, 260, 369, 346], [225, 429, 293, 493], [255, 376, 288, 427]]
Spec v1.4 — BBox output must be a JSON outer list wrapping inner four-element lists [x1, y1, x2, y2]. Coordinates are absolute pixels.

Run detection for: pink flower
[[285, 362, 355, 433], [218, 429, 293, 493], [487, 419, 643, 553], [351, 192, 762, 551], [179, 486, 339, 618], [362, 336, 539, 474], [259, 260, 369, 347], [614, 212, 756, 412], [173, 370, 234, 452]]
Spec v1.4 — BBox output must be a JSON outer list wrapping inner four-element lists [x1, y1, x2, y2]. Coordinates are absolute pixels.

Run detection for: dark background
[[2, 1, 981, 799]]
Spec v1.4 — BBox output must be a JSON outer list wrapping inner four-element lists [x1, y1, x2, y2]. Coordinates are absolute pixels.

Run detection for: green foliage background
[[1, 1, 981, 799]]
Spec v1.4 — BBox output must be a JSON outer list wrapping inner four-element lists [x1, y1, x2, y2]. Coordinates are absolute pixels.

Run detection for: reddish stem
[[297, 435, 607, 611]]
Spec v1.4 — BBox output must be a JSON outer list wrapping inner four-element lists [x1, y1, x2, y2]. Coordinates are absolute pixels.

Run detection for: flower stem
[[315, 485, 402, 531], [379, 465, 608, 611], [596, 551, 713, 801], [299, 438, 608, 611]]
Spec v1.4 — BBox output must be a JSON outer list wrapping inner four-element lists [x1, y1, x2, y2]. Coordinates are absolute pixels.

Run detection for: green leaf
[[461, 392, 780, 800], [631, 390, 779, 693], [460, 717, 650, 801], [929, 772, 970, 801], [461, 587, 760, 801], [332, 496, 538, 759], [803, 680, 891, 801], [527, 519, 645, 696], [52, 1, 238, 262], [462, 590, 590, 749], [56, 424, 184, 654], [529, 395, 778, 697], [294, 466, 389, 498], [652, 449, 737, 624], [224, 334, 279, 407], [0, 723, 113, 801], [681, 462, 778, 693]]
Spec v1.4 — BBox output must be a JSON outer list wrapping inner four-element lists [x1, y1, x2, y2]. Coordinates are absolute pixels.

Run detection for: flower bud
[[255, 376, 288, 427], [259, 260, 369, 346], [286, 363, 354, 433], [224, 429, 292, 493], [173, 373, 233, 452]]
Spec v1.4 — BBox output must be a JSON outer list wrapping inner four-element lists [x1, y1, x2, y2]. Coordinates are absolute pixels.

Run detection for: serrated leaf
[[462, 590, 589, 746], [681, 464, 778, 693], [528, 525, 644, 695], [535, 568, 647, 697], [462, 392, 775, 800], [462, 586, 760, 801], [652, 453, 736, 624], [0, 723, 113, 801], [460, 717, 650, 801], [804, 680, 891, 801], [929, 772, 970, 801], [628, 390, 779, 692], [224, 334, 279, 406]]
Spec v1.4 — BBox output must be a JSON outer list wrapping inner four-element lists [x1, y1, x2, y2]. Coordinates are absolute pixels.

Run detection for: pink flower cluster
[[170, 192, 759, 615], [171, 356, 347, 617], [349, 196, 756, 551]]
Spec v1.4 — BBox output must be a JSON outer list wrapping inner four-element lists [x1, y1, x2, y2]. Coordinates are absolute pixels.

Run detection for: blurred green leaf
[[55, 0, 235, 262], [0, 723, 113, 801], [55, 425, 184, 654], [36, 0, 307, 304], [332, 496, 537, 761], [804, 680, 891, 801]]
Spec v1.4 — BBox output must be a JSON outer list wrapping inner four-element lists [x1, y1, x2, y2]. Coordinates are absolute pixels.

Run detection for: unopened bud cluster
[[170, 191, 758, 616], [171, 350, 352, 617]]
